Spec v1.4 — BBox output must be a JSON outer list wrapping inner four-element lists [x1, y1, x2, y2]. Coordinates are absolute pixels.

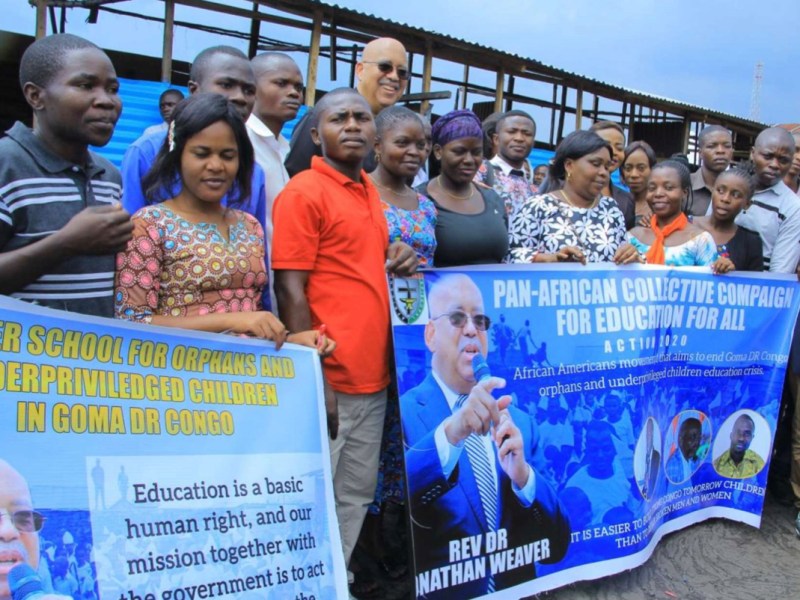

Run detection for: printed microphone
[[8, 564, 69, 600], [471, 354, 510, 445], [472, 354, 492, 383]]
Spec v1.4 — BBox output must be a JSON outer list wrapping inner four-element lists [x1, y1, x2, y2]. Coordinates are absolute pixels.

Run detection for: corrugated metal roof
[[271, 0, 764, 130]]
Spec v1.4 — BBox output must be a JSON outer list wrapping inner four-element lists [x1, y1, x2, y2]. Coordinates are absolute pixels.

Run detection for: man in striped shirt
[[0, 34, 132, 317]]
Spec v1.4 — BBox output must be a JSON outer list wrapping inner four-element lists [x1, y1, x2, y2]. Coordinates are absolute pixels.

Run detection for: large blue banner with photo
[[389, 264, 799, 599], [0, 297, 347, 600]]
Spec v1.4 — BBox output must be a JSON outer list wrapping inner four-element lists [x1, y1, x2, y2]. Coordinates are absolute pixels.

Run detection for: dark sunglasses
[[1, 509, 46, 533], [362, 61, 410, 81], [432, 311, 491, 331]]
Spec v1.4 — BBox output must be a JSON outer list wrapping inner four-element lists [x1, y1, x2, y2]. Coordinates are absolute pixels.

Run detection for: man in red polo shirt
[[272, 87, 417, 573]]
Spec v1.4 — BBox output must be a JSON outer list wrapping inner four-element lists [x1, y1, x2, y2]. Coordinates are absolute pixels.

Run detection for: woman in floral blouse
[[507, 130, 640, 265], [115, 93, 332, 353]]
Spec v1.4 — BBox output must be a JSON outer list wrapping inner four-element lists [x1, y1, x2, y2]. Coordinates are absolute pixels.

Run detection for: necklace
[[371, 177, 415, 198], [435, 176, 474, 201], [560, 188, 598, 210]]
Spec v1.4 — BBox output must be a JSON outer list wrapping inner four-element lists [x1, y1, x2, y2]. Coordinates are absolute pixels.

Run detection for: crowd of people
[[2, 29, 800, 600]]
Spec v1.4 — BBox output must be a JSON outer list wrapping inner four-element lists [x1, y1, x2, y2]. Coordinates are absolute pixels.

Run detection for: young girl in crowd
[[115, 93, 332, 352], [620, 141, 657, 227], [370, 106, 437, 266], [626, 160, 719, 268], [694, 168, 764, 272]]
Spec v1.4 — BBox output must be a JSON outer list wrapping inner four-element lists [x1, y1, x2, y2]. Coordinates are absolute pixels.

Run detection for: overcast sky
[[5, 0, 798, 126]]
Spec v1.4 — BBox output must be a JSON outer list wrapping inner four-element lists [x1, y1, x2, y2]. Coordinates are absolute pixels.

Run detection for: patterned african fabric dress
[[626, 231, 719, 267], [507, 193, 626, 263], [115, 205, 267, 321], [371, 193, 437, 514], [380, 193, 437, 267]]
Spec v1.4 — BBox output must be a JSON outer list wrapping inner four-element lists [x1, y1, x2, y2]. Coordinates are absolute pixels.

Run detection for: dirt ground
[[535, 496, 799, 600]]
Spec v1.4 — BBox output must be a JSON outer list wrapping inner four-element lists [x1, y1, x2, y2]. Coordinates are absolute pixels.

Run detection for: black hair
[[651, 159, 693, 214], [534, 164, 549, 171], [19, 33, 100, 90], [590, 121, 625, 137], [734, 413, 756, 430], [680, 417, 702, 434], [481, 112, 503, 158], [160, 89, 185, 102], [622, 141, 657, 169], [716, 167, 756, 200], [698, 124, 731, 147], [190, 46, 248, 83], [495, 110, 536, 133], [142, 93, 253, 207], [310, 87, 368, 128], [375, 105, 423, 138], [251, 51, 297, 76], [539, 130, 612, 194]]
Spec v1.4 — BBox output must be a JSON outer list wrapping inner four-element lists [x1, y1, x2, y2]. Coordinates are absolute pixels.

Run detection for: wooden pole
[[556, 85, 568, 143], [461, 64, 469, 109], [348, 44, 357, 88], [494, 68, 504, 113], [161, 0, 175, 83], [549, 84, 557, 147], [247, 1, 260, 58], [575, 87, 583, 130], [420, 41, 433, 115], [681, 114, 691, 154], [305, 9, 323, 107], [592, 94, 599, 122], [35, 0, 47, 39], [505, 75, 515, 111]]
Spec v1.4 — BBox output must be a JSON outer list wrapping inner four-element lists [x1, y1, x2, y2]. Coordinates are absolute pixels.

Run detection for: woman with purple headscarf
[[416, 109, 508, 267]]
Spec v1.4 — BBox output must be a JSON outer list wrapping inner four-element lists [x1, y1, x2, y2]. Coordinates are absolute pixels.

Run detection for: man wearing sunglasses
[[400, 274, 569, 597], [285, 37, 409, 177], [0, 460, 43, 599]]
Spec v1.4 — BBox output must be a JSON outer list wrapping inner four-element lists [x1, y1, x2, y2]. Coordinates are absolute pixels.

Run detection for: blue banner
[[0, 297, 347, 600], [390, 264, 799, 599]]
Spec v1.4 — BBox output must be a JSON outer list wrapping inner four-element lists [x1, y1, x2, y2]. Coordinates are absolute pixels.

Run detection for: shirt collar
[[310, 155, 372, 190], [757, 179, 792, 197], [432, 370, 461, 412], [6, 121, 102, 176], [691, 168, 712, 192], [246, 114, 278, 140], [490, 154, 529, 179]]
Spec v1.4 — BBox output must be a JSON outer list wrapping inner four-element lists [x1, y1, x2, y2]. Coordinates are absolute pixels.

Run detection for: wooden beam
[[556, 85, 568, 143], [461, 64, 469, 109], [505, 75, 515, 111], [348, 44, 357, 88], [420, 41, 433, 115], [549, 84, 557, 146], [161, 0, 175, 83], [592, 94, 600, 122], [620, 101, 628, 128], [247, 1, 260, 58], [305, 8, 323, 107], [575, 87, 583, 130], [35, 0, 47, 39], [494, 69, 504, 113], [681, 115, 691, 154]]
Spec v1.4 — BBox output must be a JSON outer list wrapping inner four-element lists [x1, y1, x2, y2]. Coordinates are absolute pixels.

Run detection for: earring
[[566, 171, 572, 181], [375, 151, 381, 162]]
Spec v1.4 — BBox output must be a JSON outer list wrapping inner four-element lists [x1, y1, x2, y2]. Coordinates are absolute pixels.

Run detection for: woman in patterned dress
[[351, 106, 437, 589], [115, 93, 333, 352], [507, 130, 640, 265], [626, 160, 720, 268]]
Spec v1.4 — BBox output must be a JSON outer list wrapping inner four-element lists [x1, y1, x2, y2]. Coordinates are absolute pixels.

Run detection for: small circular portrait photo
[[634, 417, 662, 499], [711, 410, 770, 479], [663, 410, 712, 484]]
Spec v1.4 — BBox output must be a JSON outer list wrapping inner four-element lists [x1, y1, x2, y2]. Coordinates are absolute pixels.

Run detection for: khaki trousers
[[329, 388, 388, 565]]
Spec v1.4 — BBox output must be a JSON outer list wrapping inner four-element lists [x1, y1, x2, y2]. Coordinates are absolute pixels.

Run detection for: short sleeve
[[115, 212, 163, 322], [271, 185, 321, 271], [0, 189, 12, 249]]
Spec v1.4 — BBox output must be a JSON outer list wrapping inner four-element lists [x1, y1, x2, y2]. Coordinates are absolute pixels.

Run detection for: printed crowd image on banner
[[389, 264, 799, 599], [0, 297, 347, 600]]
